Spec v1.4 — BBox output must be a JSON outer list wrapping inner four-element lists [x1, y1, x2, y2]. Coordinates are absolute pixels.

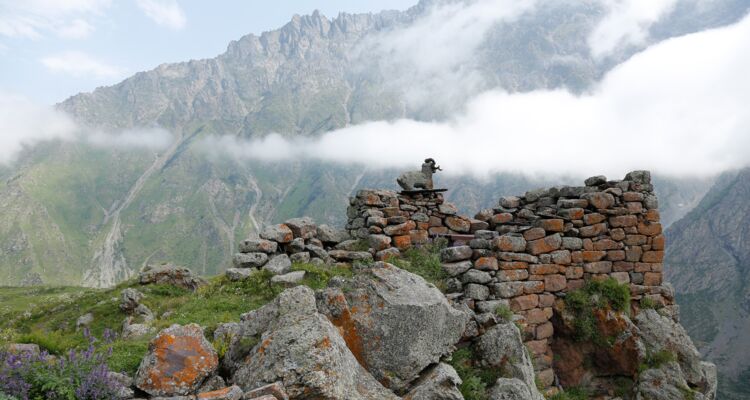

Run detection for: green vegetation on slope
[[0, 262, 355, 376]]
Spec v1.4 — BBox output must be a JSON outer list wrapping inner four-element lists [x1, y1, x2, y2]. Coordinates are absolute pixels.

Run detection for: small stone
[[475, 257, 499, 271], [523, 228, 546, 241], [492, 282, 525, 298], [317, 225, 348, 243], [561, 237, 583, 250], [441, 246, 473, 262], [239, 238, 278, 254], [625, 170, 651, 184], [499, 196, 521, 208], [285, 217, 317, 239], [584, 261, 612, 274], [233, 253, 268, 269], [442, 261, 473, 277], [260, 224, 294, 243], [445, 216, 471, 233], [526, 234, 562, 255], [270, 271, 306, 285], [585, 175, 607, 186], [581, 192, 615, 209], [196, 385, 243, 400], [290, 252, 311, 263], [544, 275, 566, 292], [263, 254, 292, 275], [579, 223, 607, 237], [492, 235, 527, 252], [288, 237, 306, 253], [464, 284, 490, 300], [368, 234, 392, 251], [462, 270, 492, 284], [376, 247, 400, 261], [438, 203, 458, 215]]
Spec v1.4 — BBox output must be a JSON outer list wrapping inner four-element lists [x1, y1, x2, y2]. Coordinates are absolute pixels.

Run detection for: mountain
[[1, 0, 747, 288], [665, 168, 750, 399]]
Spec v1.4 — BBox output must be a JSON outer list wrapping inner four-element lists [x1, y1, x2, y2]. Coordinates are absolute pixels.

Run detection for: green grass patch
[[448, 346, 504, 400], [391, 239, 448, 289], [291, 262, 353, 290], [564, 278, 630, 344], [639, 349, 677, 372], [495, 304, 513, 322], [108, 339, 150, 375]]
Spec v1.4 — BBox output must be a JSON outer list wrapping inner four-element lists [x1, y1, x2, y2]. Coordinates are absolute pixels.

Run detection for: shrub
[[447, 346, 501, 400], [564, 278, 630, 344], [495, 305, 513, 322], [0, 329, 124, 400], [640, 297, 659, 310]]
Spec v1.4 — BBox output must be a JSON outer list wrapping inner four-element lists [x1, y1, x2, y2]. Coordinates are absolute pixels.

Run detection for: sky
[[1, 0, 750, 178], [0, 0, 416, 104]]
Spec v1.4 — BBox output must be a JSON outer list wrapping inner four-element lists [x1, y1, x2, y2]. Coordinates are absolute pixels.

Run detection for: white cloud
[[86, 128, 174, 150], [41, 51, 124, 79], [0, 92, 78, 163], [57, 18, 94, 39], [200, 13, 750, 179], [135, 0, 186, 30], [358, 0, 539, 110], [589, 0, 679, 58], [0, 92, 175, 164], [0, 0, 109, 39]]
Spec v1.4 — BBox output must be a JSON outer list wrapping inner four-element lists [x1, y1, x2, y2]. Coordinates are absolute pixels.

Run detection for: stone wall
[[346, 171, 674, 389]]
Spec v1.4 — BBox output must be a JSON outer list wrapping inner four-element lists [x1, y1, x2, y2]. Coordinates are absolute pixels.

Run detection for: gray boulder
[[316, 262, 468, 392], [637, 362, 709, 400], [270, 270, 305, 285], [230, 286, 398, 399], [232, 253, 268, 269], [441, 246, 473, 262], [76, 313, 94, 330], [403, 363, 463, 400], [475, 323, 544, 400], [262, 254, 292, 275], [488, 378, 534, 400], [635, 309, 712, 390]]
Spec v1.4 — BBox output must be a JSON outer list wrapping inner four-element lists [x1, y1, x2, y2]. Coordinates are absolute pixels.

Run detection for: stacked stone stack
[[346, 189, 488, 260], [230, 217, 368, 281], [439, 171, 672, 389]]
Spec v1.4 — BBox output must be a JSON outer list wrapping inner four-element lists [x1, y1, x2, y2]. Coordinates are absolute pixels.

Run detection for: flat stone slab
[[399, 188, 448, 195]]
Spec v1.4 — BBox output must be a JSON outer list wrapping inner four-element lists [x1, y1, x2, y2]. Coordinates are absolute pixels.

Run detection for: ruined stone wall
[[346, 171, 674, 389]]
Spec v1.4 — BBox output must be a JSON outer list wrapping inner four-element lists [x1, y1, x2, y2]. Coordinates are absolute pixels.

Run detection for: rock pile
[[229, 217, 362, 282], [346, 189, 483, 260]]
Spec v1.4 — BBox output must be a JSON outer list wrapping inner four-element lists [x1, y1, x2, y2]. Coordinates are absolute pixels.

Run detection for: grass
[[495, 305, 513, 322], [391, 238, 448, 289], [0, 261, 359, 376], [639, 348, 677, 373], [640, 297, 660, 310], [563, 278, 630, 344], [448, 346, 504, 400]]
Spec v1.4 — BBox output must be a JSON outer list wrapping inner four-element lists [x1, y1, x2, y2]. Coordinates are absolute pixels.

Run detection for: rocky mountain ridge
[[4, 0, 740, 288]]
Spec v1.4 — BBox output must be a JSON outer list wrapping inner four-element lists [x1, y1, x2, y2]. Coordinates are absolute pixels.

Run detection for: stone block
[[492, 235, 527, 252], [523, 227, 546, 241], [544, 275, 567, 292], [510, 294, 539, 311], [498, 270, 530, 281], [583, 261, 612, 274], [526, 234, 562, 255], [475, 257, 499, 271], [579, 223, 607, 237]]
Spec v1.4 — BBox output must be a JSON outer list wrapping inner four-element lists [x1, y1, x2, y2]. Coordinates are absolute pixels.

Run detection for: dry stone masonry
[[346, 171, 675, 391]]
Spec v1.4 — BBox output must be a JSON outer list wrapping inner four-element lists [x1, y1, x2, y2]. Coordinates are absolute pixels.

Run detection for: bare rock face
[[635, 309, 717, 397], [135, 324, 219, 397], [316, 262, 468, 392], [229, 286, 398, 400], [488, 378, 535, 400], [402, 363, 463, 400], [637, 362, 712, 400], [475, 323, 545, 400], [139, 263, 207, 291]]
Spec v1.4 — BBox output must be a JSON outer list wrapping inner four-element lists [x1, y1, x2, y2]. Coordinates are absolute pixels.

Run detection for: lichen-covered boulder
[[229, 286, 398, 400], [402, 363, 463, 400], [285, 217, 317, 239], [135, 323, 219, 396], [475, 323, 544, 400], [316, 262, 468, 392], [635, 309, 713, 391], [139, 263, 207, 291], [636, 362, 712, 400]]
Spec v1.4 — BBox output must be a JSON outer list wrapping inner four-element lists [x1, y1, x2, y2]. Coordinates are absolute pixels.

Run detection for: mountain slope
[[665, 168, 750, 399], [0, 0, 746, 287]]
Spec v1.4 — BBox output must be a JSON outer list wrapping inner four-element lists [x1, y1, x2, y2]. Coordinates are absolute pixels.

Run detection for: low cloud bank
[[200, 12, 750, 179], [0, 92, 174, 164]]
